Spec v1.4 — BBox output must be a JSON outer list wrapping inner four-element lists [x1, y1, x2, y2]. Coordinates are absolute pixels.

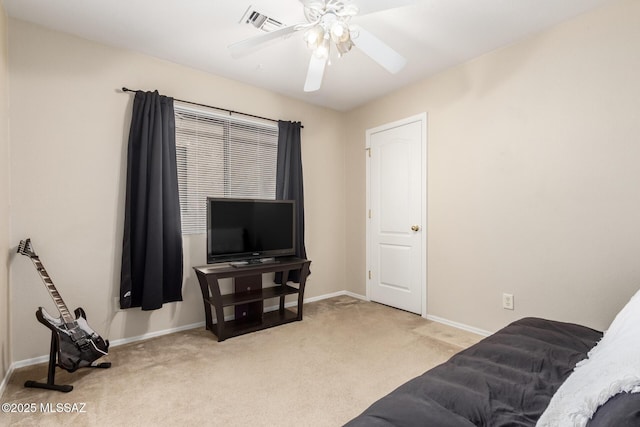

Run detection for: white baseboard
[[8, 354, 49, 371], [302, 290, 368, 304], [342, 291, 369, 301], [108, 321, 206, 348], [426, 314, 492, 337], [0, 364, 14, 399]]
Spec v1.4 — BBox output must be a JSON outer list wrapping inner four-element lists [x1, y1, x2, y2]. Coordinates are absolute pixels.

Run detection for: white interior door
[[367, 114, 426, 315]]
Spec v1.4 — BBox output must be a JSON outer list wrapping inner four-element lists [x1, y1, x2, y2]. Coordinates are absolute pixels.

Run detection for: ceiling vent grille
[[240, 7, 285, 32]]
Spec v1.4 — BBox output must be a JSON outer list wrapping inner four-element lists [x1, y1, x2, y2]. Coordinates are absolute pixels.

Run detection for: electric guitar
[[18, 238, 109, 372]]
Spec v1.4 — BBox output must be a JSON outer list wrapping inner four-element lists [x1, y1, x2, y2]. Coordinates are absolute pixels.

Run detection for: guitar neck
[[29, 256, 75, 325]]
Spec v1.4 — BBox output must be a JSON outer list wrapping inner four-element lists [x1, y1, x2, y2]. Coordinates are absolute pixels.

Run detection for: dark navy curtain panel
[[276, 120, 308, 283], [120, 90, 184, 310]]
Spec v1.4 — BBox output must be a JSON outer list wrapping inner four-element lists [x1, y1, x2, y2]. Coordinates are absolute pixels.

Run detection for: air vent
[[240, 6, 285, 32]]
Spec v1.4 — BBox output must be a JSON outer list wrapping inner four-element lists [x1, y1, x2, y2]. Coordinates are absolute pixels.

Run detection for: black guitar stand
[[24, 331, 111, 393]]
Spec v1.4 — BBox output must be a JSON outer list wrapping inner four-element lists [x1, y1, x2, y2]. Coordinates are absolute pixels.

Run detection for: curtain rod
[[121, 87, 303, 128]]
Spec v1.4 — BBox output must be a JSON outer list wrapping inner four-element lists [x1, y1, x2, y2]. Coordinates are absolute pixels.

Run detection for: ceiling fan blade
[[228, 25, 301, 58], [304, 55, 327, 92], [351, 25, 406, 74], [351, 0, 418, 16]]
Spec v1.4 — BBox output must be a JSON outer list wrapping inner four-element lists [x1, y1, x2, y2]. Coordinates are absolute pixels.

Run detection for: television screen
[[207, 198, 295, 264]]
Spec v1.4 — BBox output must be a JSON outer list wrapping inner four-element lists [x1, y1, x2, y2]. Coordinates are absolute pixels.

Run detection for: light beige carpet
[[1, 296, 482, 426]]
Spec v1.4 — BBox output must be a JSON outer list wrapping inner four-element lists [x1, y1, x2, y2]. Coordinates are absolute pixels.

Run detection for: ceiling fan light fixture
[[305, 24, 325, 50], [329, 20, 349, 43], [335, 38, 353, 56], [314, 37, 331, 59], [304, 13, 353, 61]]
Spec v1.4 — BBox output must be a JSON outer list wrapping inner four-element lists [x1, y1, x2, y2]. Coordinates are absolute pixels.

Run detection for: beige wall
[[8, 19, 346, 362], [346, 0, 640, 333], [0, 4, 10, 381]]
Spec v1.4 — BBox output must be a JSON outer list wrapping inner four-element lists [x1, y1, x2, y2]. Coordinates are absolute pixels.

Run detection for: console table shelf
[[222, 309, 299, 338], [194, 257, 311, 341], [219, 284, 300, 307]]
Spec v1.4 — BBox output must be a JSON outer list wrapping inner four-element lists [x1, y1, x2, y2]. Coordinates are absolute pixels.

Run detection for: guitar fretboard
[[30, 257, 75, 325]]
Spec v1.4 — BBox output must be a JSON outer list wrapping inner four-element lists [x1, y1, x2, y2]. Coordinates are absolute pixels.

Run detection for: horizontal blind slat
[[175, 105, 278, 234]]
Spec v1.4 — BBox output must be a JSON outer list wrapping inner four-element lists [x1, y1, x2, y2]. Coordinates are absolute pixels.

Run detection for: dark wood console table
[[193, 257, 311, 341]]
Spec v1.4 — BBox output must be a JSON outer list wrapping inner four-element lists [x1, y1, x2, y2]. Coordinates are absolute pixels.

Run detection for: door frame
[[365, 113, 428, 318]]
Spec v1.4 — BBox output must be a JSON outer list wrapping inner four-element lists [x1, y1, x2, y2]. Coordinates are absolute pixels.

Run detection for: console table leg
[[296, 262, 311, 321], [203, 302, 213, 333], [195, 271, 214, 332], [278, 269, 290, 313], [204, 274, 226, 341]]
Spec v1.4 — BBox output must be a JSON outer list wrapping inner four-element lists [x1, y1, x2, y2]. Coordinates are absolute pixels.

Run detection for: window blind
[[174, 104, 278, 234]]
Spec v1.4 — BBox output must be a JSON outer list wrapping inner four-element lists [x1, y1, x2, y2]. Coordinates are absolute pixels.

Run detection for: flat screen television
[[206, 197, 296, 264]]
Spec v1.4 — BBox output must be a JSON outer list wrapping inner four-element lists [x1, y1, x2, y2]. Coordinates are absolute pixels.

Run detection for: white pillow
[[536, 288, 640, 427]]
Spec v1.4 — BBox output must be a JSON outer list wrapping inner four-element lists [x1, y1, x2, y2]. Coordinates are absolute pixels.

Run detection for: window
[[174, 103, 279, 234]]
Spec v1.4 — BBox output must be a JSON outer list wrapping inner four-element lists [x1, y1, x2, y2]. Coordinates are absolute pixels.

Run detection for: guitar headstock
[[17, 238, 38, 258]]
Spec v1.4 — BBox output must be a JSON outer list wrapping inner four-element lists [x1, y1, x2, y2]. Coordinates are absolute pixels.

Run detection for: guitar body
[[36, 306, 110, 372]]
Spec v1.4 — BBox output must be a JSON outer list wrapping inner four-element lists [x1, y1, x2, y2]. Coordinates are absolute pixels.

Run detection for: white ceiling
[[3, 0, 613, 111]]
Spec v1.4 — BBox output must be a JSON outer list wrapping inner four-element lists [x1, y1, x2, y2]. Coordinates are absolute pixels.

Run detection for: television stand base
[[194, 257, 311, 341]]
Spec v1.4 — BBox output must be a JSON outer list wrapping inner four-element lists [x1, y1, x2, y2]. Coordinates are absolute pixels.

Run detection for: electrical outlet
[[502, 293, 514, 310]]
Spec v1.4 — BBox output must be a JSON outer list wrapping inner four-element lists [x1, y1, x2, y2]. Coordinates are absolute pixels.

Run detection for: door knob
[[411, 225, 420, 232]]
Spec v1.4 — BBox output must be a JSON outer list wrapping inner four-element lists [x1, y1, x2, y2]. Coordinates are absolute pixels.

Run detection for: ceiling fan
[[228, 0, 413, 92]]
